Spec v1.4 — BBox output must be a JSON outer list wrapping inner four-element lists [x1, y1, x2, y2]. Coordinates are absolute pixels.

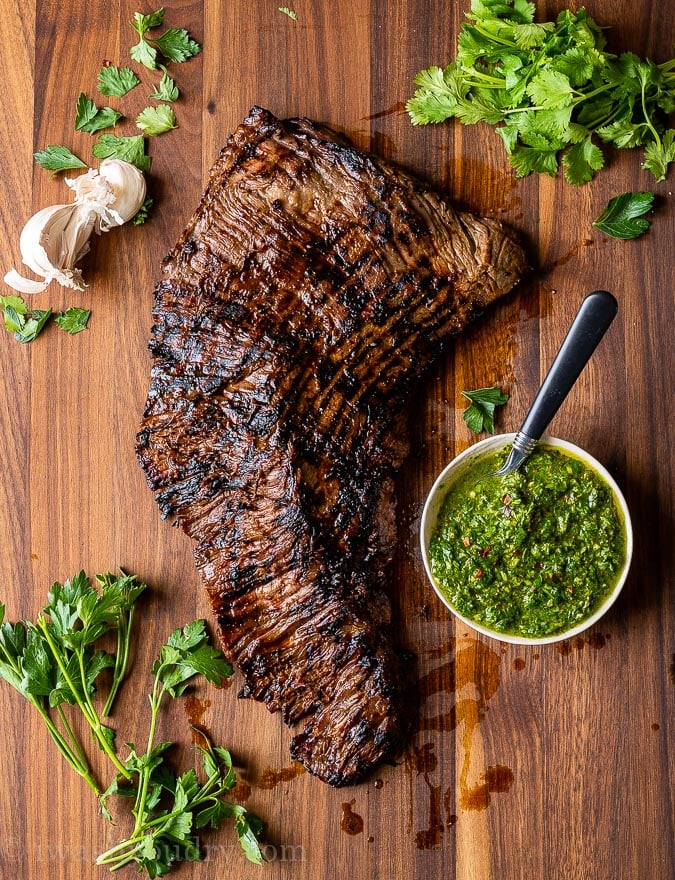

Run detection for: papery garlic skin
[[67, 159, 146, 232], [4, 204, 89, 294], [4, 160, 146, 294]]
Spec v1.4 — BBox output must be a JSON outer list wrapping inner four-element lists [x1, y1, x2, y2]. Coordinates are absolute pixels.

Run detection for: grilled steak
[[136, 106, 528, 785]]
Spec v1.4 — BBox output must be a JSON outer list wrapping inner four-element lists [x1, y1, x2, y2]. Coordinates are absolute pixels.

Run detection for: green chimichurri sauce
[[429, 446, 626, 638]]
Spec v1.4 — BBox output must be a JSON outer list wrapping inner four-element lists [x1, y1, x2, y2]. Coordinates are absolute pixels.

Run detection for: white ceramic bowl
[[420, 433, 633, 646]]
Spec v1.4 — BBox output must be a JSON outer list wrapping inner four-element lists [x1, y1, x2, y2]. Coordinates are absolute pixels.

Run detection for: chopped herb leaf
[[462, 386, 510, 435], [92, 133, 151, 172], [132, 196, 154, 225], [279, 6, 298, 20], [54, 307, 91, 334], [149, 68, 179, 102], [74, 93, 122, 135], [34, 145, 87, 174], [592, 191, 655, 239], [136, 104, 177, 136], [97, 65, 140, 98]]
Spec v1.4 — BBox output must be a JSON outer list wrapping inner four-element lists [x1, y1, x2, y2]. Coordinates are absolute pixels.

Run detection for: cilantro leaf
[[92, 134, 151, 172], [97, 65, 140, 98], [75, 93, 122, 135], [131, 7, 165, 36], [279, 6, 298, 20], [592, 191, 655, 239], [54, 307, 91, 335], [462, 386, 509, 435], [149, 69, 179, 102], [642, 129, 675, 182], [136, 104, 177, 136], [129, 8, 200, 69], [34, 145, 87, 174], [130, 37, 158, 69], [1, 294, 28, 332], [562, 135, 604, 185], [408, 2, 675, 184]]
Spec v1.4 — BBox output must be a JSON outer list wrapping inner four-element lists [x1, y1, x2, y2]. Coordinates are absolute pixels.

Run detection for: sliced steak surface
[[136, 106, 528, 785]]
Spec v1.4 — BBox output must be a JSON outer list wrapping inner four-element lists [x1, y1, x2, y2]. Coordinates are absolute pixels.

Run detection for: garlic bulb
[[3, 160, 146, 294]]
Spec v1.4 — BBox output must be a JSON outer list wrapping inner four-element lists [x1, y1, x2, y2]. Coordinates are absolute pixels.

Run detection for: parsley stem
[[37, 618, 131, 780], [35, 701, 100, 795], [103, 608, 132, 716]]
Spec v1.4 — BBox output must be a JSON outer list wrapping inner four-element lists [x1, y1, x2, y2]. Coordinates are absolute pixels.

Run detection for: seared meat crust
[[136, 107, 527, 785]]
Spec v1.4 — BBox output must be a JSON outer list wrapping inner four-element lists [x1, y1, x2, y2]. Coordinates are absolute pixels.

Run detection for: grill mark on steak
[[136, 106, 528, 786]]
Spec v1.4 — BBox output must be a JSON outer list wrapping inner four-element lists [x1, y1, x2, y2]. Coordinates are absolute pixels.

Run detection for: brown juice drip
[[411, 638, 512, 844], [341, 800, 364, 836], [651, 723, 660, 732], [373, 779, 383, 789], [364, 101, 406, 121], [257, 761, 305, 790], [229, 780, 252, 801], [460, 764, 514, 812], [184, 696, 212, 743], [558, 633, 608, 656], [512, 658, 526, 671]]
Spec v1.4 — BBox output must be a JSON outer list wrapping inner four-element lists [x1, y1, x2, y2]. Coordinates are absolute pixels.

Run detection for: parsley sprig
[[131, 7, 201, 70], [0, 575, 264, 875], [407, 1, 675, 184], [0, 572, 146, 792], [97, 620, 263, 874]]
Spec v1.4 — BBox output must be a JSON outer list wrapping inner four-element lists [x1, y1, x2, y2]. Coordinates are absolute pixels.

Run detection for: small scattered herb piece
[[75, 93, 122, 135], [13, 308, 52, 343], [407, 1, 675, 184], [97, 65, 141, 98], [0, 294, 52, 343], [136, 104, 177, 136], [462, 386, 509, 435], [132, 196, 154, 225], [592, 192, 655, 239], [130, 7, 201, 70], [149, 68, 179, 102], [92, 133, 151, 172], [54, 307, 91, 335], [279, 6, 298, 20], [34, 145, 87, 174]]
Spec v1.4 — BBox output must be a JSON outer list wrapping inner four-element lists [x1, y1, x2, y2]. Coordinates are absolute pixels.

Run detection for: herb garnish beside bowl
[[420, 434, 633, 645]]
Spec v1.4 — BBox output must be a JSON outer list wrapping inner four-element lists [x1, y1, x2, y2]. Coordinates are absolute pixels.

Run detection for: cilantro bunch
[[0, 573, 265, 875], [407, 0, 675, 184]]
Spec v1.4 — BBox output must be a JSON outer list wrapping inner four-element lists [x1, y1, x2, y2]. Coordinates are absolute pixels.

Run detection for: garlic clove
[[98, 159, 147, 228], [19, 204, 78, 278], [68, 159, 146, 232], [2, 268, 50, 294]]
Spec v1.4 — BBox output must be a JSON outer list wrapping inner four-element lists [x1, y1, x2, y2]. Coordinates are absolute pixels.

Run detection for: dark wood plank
[[0, 1, 672, 879]]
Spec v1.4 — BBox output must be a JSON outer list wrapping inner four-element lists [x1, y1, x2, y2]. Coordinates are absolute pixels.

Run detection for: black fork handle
[[520, 290, 618, 441]]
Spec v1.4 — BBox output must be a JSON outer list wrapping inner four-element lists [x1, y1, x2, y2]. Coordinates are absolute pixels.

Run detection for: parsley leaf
[[92, 133, 151, 172], [149, 68, 179, 102], [279, 6, 298, 20], [14, 309, 52, 343], [1, 295, 52, 342], [130, 7, 201, 69], [136, 104, 177, 136], [462, 386, 509, 435], [152, 28, 201, 63], [97, 65, 140, 98], [592, 191, 655, 239], [34, 145, 87, 174], [54, 307, 91, 334], [74, 93, 122, 135], [408, 1, 675, 184]]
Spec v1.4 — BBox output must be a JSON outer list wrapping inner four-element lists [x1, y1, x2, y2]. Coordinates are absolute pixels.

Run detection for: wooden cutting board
[[0, 2, 672, 878]]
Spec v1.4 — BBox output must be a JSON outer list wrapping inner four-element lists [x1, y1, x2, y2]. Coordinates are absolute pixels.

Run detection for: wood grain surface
[[0, 1, 672, 878]]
